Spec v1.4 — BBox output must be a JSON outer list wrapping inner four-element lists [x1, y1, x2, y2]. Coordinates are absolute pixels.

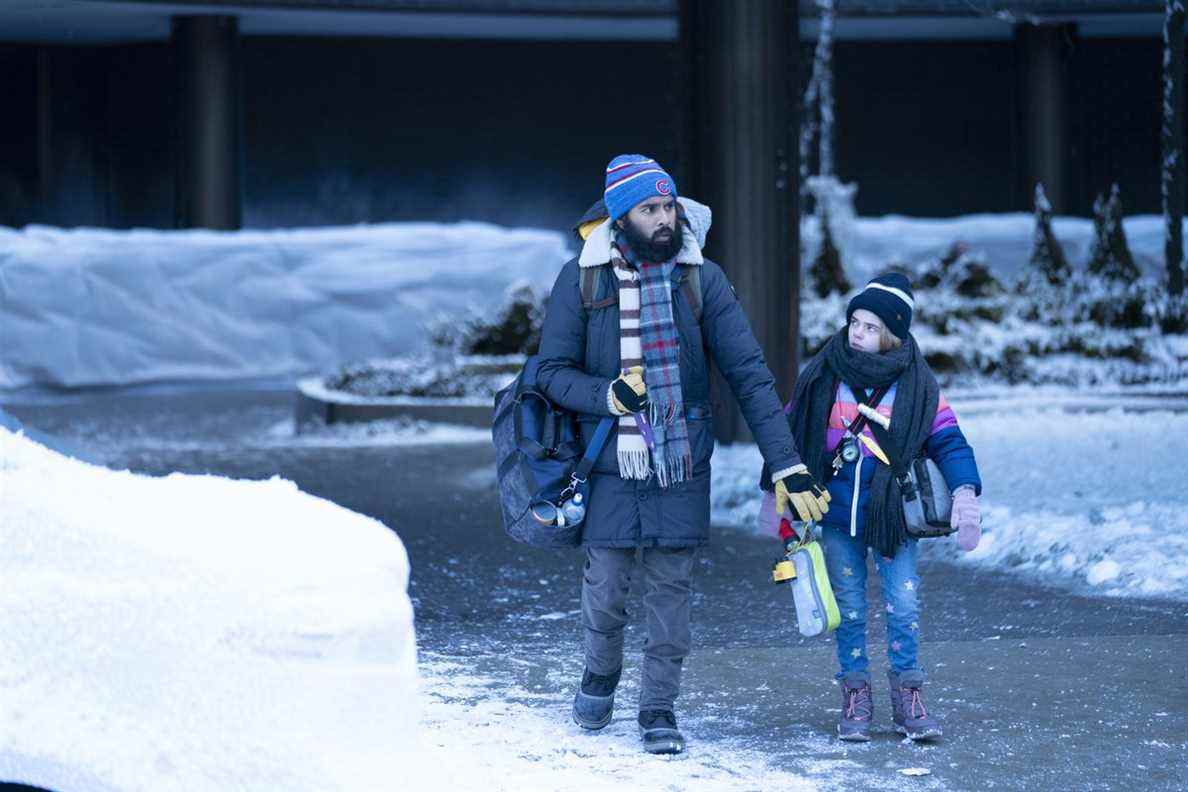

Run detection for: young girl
[[769, 272, 982, 743]]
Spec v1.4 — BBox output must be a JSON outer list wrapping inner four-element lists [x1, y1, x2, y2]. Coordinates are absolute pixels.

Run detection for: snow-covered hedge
[[323, 354, 522, 400], [322, 280, 539, 399], [804, 238, 1188, 387]]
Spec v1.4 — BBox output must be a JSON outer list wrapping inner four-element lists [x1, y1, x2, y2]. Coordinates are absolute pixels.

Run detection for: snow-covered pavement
[[4, 386, 1186, 791], [414, 652, 822, 792]]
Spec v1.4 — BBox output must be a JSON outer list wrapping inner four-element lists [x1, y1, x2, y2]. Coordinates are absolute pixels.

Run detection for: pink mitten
[[951, 486, 981, 551], [757, 490, 781, 538]]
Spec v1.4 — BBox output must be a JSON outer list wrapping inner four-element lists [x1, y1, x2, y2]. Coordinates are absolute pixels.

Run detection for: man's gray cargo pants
[[581, 546, 697, 713]]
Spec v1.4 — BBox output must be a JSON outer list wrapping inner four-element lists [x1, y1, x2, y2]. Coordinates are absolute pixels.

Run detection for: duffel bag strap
[[573, 416, 616, 482]]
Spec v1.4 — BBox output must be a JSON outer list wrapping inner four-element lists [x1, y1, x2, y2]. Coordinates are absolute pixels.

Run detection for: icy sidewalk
[[0, 387, 491, 472], [411, 606, 1188, 792], [711, 400, 1188, 601], [5, 387, 1181, 790]]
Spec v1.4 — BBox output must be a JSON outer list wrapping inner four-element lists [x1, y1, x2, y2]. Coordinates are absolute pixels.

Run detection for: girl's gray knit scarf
[[786, 328, 940, 557]]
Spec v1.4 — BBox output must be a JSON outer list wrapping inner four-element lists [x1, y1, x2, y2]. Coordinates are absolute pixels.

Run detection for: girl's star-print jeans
[[819, 526, 922, 676]]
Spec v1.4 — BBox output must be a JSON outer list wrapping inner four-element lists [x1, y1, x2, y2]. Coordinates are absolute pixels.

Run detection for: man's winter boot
[[572, 667, 621, 730], [837, 671, 873, 742], [888, 669, 942, 741], [638, 709, 686, 755]]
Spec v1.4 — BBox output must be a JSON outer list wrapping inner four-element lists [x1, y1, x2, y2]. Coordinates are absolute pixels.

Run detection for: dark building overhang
[[0, 0, 677, 43], [805, 1, 1169, 39], [0, 0, 1176, 44]]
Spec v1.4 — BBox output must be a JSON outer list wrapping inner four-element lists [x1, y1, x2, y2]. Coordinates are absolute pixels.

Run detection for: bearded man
[[535, 154, 829, 754]]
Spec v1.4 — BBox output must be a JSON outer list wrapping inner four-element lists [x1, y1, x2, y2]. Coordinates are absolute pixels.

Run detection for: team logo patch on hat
[[603, 154, 678, 221]]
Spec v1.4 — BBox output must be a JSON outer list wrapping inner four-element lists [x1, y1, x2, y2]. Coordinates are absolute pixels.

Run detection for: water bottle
[[560, 491, 586, 526]]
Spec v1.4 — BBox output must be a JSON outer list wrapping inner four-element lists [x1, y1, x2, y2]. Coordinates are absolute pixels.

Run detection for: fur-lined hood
[[574, 196, 713, 269]]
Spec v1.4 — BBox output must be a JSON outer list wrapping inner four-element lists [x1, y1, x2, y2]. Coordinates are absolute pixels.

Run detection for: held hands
[[774, 464, 832, 523], [952, 485, 981, 551], [610, 366, 648, 414]]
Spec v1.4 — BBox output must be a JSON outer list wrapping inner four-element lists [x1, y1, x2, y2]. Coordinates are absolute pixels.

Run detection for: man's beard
[[620, 218, 684, 262]]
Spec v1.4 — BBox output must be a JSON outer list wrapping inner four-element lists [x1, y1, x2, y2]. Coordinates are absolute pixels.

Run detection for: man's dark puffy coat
[[536, 199, 801, 548]]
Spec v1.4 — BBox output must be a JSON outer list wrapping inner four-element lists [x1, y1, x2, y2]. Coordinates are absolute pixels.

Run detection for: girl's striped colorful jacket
[[821, 382, 982, 539]]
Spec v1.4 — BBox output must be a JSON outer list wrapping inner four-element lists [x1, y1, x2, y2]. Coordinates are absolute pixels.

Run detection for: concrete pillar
[[173, 15, 242, 230], [679, 0, 800, 444], [1017, 23, 1074, 213]]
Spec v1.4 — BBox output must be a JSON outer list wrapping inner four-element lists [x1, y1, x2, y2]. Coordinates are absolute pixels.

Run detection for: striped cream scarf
[[610, 238, 693, 487], [610, 249, 651, 479]]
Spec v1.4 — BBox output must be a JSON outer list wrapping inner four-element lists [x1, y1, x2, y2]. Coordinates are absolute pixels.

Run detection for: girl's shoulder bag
[[866, 419, 954, 539]]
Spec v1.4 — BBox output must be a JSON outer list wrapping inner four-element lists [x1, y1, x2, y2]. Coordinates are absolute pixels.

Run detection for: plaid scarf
[[611, 234, 692, 487]]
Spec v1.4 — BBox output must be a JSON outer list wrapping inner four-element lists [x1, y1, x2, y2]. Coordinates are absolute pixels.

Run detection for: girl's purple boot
[[838, 671, 873, 742], [888, 670, 942, 741]]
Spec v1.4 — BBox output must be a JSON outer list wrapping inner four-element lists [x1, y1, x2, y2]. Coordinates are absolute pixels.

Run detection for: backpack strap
[[580, 265, 617, 311], [678, 265, 703, 323]]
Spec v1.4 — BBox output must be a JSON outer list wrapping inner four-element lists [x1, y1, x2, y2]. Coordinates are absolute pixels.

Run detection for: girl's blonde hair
[[879, 324, 903, 352]]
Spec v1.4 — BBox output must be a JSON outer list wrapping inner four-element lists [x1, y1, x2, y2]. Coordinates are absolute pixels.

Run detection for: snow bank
[[710, 402, 1188, 601], [932, 500, 1188, 600], [0, 428, 419, 792], [931, 405, 1188, 600], [0, 222, 571, 390]]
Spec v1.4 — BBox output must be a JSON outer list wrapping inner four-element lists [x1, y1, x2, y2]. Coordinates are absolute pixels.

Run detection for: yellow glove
[[774, 464, 832, 522], [610, 366, 648, 414]]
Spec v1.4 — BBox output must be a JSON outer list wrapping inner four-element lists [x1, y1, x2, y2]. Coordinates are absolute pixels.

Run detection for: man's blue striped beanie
[[603, 154, 677, 222]]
